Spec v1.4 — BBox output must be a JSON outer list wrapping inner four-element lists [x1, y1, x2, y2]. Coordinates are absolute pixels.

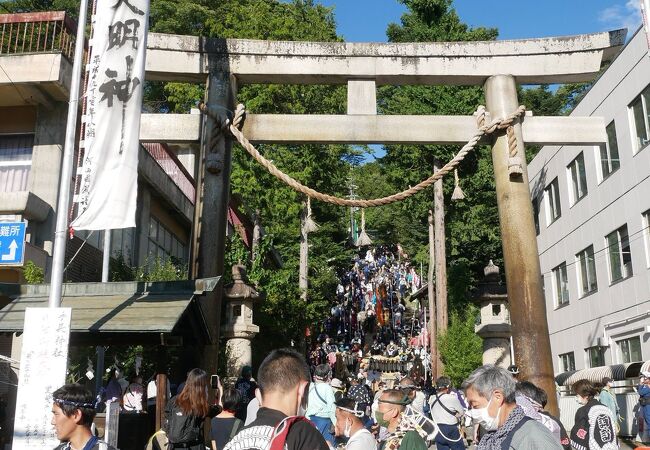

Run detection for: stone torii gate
[[141, 28, 626, 415]]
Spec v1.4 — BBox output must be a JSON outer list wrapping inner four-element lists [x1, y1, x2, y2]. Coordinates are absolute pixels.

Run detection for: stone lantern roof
[[224, 264, 261, 301], [472, 260, 507, 304]]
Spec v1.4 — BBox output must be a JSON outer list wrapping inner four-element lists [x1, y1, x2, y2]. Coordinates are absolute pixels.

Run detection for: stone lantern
[[471, 260, 512, 368], [221, 264, 260, 377]]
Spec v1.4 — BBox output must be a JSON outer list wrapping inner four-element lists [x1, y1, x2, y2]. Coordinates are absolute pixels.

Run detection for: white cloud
[[598, 0, 642, 32]]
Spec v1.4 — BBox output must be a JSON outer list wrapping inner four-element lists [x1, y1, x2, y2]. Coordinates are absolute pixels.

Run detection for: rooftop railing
[[0, 11, 79, 61]]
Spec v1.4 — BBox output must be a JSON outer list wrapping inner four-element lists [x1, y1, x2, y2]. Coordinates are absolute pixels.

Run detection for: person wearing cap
[[429, 377, 465, 450], [638, 372, 650, 431], [334, 398, 377, 450], [376, 389, 428, 450], [331, 378, 346, 402], [52, 383, 117, 450], [399, 377, 426, 416], [599, 377, 620, 432]]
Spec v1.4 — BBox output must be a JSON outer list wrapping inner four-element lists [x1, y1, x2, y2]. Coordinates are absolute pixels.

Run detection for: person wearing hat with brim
[[331, 378, 345, 402], [599, 377, 620, 433]]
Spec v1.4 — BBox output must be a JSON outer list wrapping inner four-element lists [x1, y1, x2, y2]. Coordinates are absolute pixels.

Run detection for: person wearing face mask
[[462, 365, 561, 450], [570, 379, 617, 450], [223, 349, 329, 450], [375, 389, 428, 450], [599, 378, 621, 433], [334, 398, 377, 450]]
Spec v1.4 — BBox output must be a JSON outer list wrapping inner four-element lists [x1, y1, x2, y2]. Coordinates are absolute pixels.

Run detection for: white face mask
[[344, 419, 352, 438], [467, 395, 501, 432]]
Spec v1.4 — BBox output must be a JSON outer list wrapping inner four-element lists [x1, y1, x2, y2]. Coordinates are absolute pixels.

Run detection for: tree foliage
[[438, 308, 483, 387]]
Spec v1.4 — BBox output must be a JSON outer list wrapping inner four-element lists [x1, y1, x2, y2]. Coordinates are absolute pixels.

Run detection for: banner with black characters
[[72, 0, 150, 230]]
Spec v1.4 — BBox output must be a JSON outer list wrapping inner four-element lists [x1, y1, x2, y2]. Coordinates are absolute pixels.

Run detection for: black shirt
[[210, 416, 242, 450], [222, 407, 329, 450]]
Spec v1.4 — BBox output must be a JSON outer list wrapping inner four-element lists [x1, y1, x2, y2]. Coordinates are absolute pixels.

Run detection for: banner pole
[[101, 230, 111, 282], [48, 0, 89, 308]]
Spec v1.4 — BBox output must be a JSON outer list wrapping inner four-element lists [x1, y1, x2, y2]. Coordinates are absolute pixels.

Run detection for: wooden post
[[484, 74, 558, 416], [299, 200, 309, 302], [193, 72, 236, 381], [433, 161, 447, 377], [427, 209, 438, 379], [155, 373, 167, 431]]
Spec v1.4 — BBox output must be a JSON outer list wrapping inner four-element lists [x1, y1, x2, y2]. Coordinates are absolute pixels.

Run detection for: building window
[[598, 121, 620, 181], [148, 217, 187, 263], [532, 197, 540, 236], [618, 336, 642, 363], [576, 245, 598, 296], [643, 209, 650, 268], [629, 85, 650, 153], [545, 178, 561, 225], [552, 262, 569, 306], [0, 134, 33, 193], [559, 352, 576, 372], [586, 346, 605, 368], [568, 153, 588, 204], [606, 225, 633, 283]]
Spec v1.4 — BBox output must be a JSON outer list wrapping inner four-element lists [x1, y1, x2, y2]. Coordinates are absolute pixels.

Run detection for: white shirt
[[346, 428, 377, 450], [429, 392, 464, 425]]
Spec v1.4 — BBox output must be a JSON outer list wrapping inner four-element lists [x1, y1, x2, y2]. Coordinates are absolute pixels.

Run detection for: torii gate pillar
[[484, 75, 558, 415]]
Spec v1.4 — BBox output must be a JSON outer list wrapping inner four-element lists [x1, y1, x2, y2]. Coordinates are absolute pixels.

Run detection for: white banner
[[71, 0, 150, 230], [13, 307, 71, 449]]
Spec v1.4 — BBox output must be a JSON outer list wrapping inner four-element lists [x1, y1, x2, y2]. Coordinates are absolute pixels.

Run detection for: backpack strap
[[501, 416, 532, 450], [229, 418, 243, 440], [430, 394, 459, 423], [269, 416, 312, 450], [313, 384, 327, 405]]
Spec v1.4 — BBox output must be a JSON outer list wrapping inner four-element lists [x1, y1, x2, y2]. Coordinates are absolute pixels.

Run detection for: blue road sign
[[0, 222, 26, 266]]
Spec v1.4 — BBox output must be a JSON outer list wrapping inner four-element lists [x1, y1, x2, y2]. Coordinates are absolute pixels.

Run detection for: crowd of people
[[51, 353, 639, 450], [47, 250, 648, 450]]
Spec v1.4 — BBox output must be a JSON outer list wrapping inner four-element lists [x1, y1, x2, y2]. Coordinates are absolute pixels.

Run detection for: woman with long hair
[[570, 379, 617, 450], [165, 368, 210, 450]]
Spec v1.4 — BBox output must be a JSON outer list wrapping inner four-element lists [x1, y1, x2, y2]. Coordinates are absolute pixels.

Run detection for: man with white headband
[[334, 398, 377, 450], [52, 383, 116, 450]]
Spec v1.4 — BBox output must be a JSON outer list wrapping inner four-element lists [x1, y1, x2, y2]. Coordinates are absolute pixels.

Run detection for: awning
[[0, 278, 220, 341], [555, 362, 644, 387]]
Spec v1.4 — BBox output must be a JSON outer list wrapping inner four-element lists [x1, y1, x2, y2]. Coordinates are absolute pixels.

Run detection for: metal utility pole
[[48, 0, 89, 308], [484, 74, 558, 416], [101, 230, 111, 282], [427, 209, 438, 379]]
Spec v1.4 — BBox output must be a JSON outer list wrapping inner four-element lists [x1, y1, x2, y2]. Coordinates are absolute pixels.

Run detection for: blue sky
[[316, 0, 643, 42]]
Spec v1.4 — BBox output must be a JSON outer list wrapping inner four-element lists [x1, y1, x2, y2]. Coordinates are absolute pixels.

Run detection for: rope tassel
[[356, 209, 372, 247], [304, 197, 319, 233], [451, 169, 465, 201]]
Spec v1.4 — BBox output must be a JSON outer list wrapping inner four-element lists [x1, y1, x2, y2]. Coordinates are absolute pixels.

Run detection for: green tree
[[437, 308, 483, 387]]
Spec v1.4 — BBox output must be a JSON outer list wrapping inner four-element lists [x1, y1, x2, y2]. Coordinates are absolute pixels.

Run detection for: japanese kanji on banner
[[71, 0, 150, 230]]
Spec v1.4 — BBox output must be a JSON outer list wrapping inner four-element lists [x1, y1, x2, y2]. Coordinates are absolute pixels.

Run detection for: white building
[[529, 27, 650, 375]]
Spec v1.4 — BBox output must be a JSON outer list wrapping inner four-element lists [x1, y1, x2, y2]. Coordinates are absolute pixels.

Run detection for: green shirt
[[397, 430, 428, 450]]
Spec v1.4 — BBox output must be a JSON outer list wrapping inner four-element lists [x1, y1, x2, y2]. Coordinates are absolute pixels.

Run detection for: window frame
[[596, 121, 621, 183], [643, 209, 650, 269], [552, 262, 569, 307], [617, 336, 642, 363], [545, 177, 562, 225], [0, 133, 35, 193], [567, 152, 588, 205], [576, 245, 598, 297], [559, 352, 576, 373], [585, 346, 605, 368], [629, 85, 650, 154], [606, 224, 633, 284]]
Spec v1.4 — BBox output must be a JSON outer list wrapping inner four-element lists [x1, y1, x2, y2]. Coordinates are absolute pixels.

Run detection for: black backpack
[[165, 399, 203, 444]]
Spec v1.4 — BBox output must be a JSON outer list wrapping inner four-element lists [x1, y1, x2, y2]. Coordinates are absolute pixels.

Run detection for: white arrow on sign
[[1, 240, 18, 261]]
